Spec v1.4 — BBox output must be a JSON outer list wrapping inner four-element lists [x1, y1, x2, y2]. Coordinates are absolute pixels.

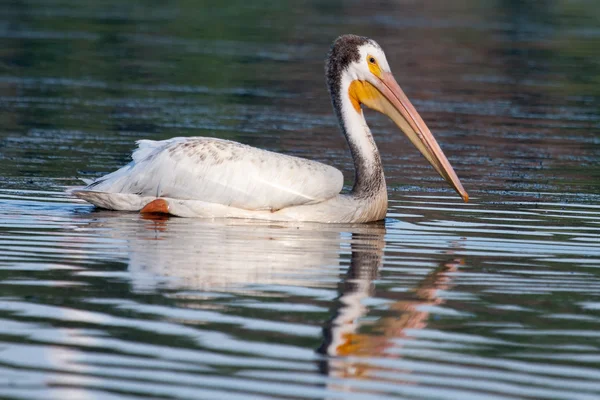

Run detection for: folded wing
[[80, 137, 344, 211]]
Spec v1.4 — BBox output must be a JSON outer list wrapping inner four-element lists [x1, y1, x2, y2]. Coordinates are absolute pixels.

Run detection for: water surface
[[1, 1, 600, 399]]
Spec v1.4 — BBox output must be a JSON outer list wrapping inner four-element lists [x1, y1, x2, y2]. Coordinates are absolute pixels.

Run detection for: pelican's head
[[327, 34, 468, 202]]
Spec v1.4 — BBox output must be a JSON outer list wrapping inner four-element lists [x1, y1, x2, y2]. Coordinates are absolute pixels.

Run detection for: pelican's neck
[[335, 76, 386, 198]]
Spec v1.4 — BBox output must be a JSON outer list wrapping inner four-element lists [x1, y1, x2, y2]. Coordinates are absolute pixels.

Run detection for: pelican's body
[[79, 136, 386, 222], [74, 35, 468, 223]]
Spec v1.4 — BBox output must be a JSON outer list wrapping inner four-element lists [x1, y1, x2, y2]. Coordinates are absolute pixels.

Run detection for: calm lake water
[[1, 1, 600, 399]]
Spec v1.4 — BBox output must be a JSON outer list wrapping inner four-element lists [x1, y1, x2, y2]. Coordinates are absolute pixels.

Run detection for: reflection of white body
[[78, 213, 464, 391], [87, 215, 383, 292], [74, 35, 467, 222], [126, 219, 344, 291]]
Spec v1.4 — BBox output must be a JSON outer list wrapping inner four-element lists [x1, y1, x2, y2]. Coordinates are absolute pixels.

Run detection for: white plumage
[[73, 35, 468, 223], [76, 137, 343, 212]]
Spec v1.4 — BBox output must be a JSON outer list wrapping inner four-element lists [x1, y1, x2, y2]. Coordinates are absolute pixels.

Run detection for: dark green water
[[1, 1, 600, 399]]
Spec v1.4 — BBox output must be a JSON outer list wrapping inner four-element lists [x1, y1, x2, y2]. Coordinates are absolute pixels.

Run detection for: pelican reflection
[[83, 212, 386, 292], [319, 231, 463, 383], [79, 212, 462, 388]]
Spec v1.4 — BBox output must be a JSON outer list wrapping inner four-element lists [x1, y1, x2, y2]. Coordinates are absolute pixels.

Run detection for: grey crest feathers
[[325, 35, 382, 109], [326, 35, 369, 109]]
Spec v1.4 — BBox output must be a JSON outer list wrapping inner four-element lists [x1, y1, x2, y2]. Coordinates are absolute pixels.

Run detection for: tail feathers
[[133, 139, 163, 162], [73, 190, 154, 211]]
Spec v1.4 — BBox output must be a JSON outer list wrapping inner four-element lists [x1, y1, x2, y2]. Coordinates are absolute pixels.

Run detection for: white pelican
[[74, 34, 468, 223]]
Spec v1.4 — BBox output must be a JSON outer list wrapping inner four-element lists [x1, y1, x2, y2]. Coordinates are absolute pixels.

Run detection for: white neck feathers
[[338, 74, 386, 197]]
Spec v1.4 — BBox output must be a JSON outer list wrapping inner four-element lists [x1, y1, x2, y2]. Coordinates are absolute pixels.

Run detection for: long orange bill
[[364, 72, 469, 202]]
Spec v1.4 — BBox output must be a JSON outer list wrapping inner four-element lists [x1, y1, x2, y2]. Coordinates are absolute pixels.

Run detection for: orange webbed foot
[[140, 198, 170, 214]]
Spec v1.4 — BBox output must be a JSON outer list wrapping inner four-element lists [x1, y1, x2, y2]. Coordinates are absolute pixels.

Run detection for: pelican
[[74, 34, 468, 223]]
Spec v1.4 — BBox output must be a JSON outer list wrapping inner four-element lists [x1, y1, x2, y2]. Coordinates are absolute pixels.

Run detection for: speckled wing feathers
[[80, 137, 344, 211]]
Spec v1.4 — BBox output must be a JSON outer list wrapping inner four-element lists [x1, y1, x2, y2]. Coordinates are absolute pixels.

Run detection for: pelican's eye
[[367, 55, 381, 77]]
